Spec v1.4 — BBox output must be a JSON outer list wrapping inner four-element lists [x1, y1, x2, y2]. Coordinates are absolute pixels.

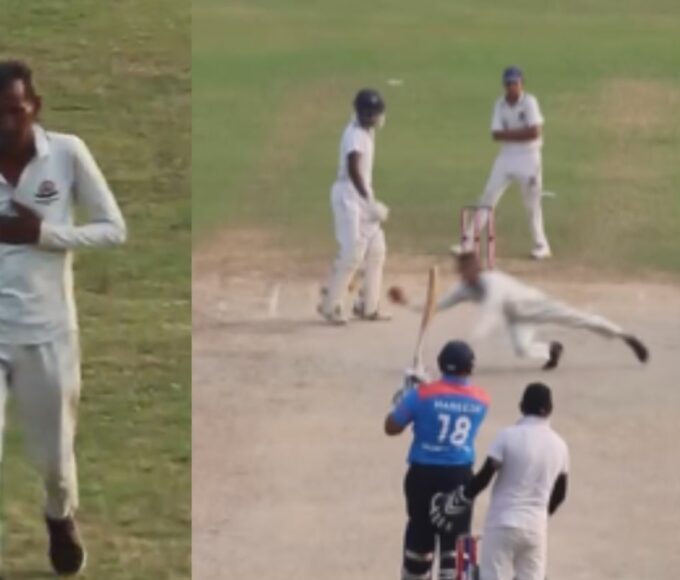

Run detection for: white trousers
[[466, 151, 548, 251], [505, 297, 625, 360], [323, 184, 386, 316], [480, 526, 547, 580], [0, 332, 81, 519]]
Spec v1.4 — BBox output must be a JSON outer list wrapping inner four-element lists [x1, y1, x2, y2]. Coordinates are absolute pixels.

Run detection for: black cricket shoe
[[624, 335, 649, 363], [542, 341, 564, 371], [46, 515, 86, 576]]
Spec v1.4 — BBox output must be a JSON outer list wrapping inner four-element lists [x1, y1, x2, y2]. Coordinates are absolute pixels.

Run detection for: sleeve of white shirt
[[488, 430, 506, 463], [436, 283, 475, 311], [561, 441, 570, 474], [346, 126, 370, 155], [39, 137, 127, 249], [525, 95, 544, 126], [490, 100, 504, 132]]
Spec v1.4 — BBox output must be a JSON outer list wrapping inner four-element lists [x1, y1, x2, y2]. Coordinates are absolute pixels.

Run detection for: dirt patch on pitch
[[192, 244, 680, 580]]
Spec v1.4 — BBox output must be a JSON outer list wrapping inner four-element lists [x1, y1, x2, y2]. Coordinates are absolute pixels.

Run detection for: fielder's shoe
[[449, 243, 464, 256], [352, 303, 392, 321], [530, 245, 552, 260], [623, 335, 649, 363], [542, 341, 564, 370], [317, 304, 348, 326], [46, 515, 86, 576]]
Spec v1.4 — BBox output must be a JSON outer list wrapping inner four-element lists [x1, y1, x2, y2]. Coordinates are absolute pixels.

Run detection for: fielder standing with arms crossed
[[457, 67, 550, 260], [319, 89, 389, 324], [431, 383, 569, 580], [385, 341, 490, 580], [0, 61, 126, 575]]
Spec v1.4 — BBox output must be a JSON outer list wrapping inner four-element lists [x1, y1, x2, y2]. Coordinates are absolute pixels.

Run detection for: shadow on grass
[[5, 570, 53, 579]]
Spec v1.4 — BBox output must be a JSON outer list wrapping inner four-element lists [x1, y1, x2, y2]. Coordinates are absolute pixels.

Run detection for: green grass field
[[2, 1, 190, 578], [194, 0, 680, 273]]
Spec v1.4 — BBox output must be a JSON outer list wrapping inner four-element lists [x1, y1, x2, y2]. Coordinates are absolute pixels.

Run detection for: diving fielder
[[457, 66, 550, 260], [385, 341, 490, 580], [431, 383, 569, 580], [0, 61, 126, 575], [319, 89, 389, 325], [436, 253, 649, 369]]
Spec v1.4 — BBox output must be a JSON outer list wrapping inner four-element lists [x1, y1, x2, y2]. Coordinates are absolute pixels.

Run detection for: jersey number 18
[[437, 414, 472, 447]]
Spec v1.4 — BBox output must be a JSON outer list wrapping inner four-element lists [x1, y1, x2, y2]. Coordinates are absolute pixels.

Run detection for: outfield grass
[[2, 1, 190, 578], [194, 0, 680, 273]]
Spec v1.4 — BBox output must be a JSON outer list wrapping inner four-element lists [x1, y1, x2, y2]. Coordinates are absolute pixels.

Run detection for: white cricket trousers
[[466, 151, 548, 251], [323, 183, 386, 316], [505, 297, 625, 360], [480, 526, 547, 580], [0, 332, 81, 519]]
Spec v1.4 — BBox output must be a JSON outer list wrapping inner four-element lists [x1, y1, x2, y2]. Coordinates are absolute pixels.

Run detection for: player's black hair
[[457, 252, 479, 266], [0, 60, 37, 100], [520, 382, 553, 417]]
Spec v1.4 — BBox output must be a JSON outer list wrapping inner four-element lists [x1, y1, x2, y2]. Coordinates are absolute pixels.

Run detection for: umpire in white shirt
[[431, 383, 569, 580], [0, 60, 126, 575]]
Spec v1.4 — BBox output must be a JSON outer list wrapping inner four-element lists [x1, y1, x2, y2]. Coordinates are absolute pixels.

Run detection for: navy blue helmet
[[502, 66, 523, 84], [437, 340, 475, 375], [353, 88, 386, 118]]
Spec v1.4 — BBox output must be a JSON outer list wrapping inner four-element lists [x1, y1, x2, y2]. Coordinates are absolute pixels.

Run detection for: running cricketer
[[435, 253, 648, 369], [319, 89, 389, 325], [385, 341, 490, 580], [457, 66, 550, 260], [431, 383, 569, 580], [0, 61, 126, 575]]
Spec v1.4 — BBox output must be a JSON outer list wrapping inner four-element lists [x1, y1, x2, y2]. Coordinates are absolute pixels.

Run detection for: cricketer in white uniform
[[437, 253, 649, 369], [461, 66, 550, 260], [431, 383, 569, 580], [319, 88, 389, 325], [0, 61, 126, 575]]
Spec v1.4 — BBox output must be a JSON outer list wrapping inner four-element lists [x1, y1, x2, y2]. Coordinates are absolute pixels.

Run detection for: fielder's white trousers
[[480, 526, 547, 580], [0, 332, 81, 519], [466, 151, 548, 251], [505, 297, 625, 360], [323, 183, 386, 316]]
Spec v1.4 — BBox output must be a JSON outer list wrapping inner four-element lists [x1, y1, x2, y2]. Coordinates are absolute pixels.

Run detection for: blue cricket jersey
[[391, 376, 490, 466]]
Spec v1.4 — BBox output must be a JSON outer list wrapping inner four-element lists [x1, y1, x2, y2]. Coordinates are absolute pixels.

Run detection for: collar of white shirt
[[33, 124, 51, 158], [517, 415, 550, 426]]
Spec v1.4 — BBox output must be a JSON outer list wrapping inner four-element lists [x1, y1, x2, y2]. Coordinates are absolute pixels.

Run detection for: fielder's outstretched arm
[[436, 284, 475, 311]]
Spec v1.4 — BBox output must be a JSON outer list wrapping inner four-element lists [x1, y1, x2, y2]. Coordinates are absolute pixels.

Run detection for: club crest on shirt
[[35, 180, 60, 204], [518, 111, 526, 122]]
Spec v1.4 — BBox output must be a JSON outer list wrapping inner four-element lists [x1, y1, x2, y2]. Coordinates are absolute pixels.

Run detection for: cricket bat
[[412, 266, 439, 375]]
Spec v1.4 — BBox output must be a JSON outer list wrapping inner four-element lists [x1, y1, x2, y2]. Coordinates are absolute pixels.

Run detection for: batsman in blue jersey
[[385, 341, 490, 580]]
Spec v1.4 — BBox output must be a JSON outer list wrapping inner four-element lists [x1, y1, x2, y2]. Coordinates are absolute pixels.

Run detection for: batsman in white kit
[[319, 88, 389, 325], [436, 253, 649, 369], [0, 61, 126, 575], [431, 383, 569, 580], [457, 66, 551, 260]]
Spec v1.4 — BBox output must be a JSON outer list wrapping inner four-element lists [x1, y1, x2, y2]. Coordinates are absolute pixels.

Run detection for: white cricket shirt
[[0, 125, 126, 344], [491, 92, 544, 154], [484, 416, 569, 532], [335, 117, 375, 199]]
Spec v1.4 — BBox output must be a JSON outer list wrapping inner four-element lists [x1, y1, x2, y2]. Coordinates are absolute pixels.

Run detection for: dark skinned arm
[[548, 472, 568, 515], [463, 457, 500, 499], [492, 125, 541, 142], [348, 151, 370, 200], [384, 414, 407, 436]]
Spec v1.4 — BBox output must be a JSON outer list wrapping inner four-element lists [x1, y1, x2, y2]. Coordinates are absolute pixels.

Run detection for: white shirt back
[[484, 417, 569, 531], [335, 117, 375, 198], [0, 126, 126, 344], [491, 92, 544, 154]]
